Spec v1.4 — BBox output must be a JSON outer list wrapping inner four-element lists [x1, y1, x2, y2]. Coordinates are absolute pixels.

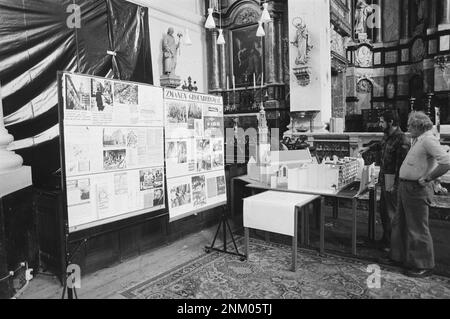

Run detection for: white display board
[[60, 72, 166, 233], [164, 89, 227, 221]]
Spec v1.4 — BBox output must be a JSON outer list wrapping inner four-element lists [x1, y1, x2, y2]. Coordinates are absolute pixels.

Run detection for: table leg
[[292, 208, 298, 272], [231, 178, 235, 219], [333, 198, 339, 219], [305, 204, 310, 246], [320, 197, 325, 255], [370, 187, 377, 241], [300, 207, 305, 246], [244, 227, 250, 258], [352, 197, 357, 256]]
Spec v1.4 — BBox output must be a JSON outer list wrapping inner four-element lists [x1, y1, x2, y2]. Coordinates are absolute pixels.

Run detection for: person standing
[[392, 111, 450, 277], [361, 110, 410, 252]]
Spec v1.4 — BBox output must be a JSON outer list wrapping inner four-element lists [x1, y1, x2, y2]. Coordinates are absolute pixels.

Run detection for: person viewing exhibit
[[2, 0, 450, 302], [391, 112, 450, 278], [360, 110, 410, 253]]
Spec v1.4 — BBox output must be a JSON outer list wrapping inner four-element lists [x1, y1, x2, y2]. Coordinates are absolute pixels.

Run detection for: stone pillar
[[218, 39, 227, 90], [208, 29, 220, 91], [400, 0, 410, 39], [264, 20, 276, 85], [373, 0, 382, 43], [288, 0, 332, 130], [439, 0, 450, 30], [275, 17, 284, 84], [0, 82, 32, 199], [429, 0, 438, 31]]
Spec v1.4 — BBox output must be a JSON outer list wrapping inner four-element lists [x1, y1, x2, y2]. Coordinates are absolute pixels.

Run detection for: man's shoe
[[405, 268, 433, 278], [378, 256, 402, 267]]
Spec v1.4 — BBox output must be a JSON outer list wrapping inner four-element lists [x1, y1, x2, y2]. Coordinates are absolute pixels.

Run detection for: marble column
[[429, 0, 438, 31], [208, 29, 220, 91], [275, 17, 284, 84], [439, 0, 450, 28], [264, 20, 276, 85], [219, 39, 227, 90], [0, 82, 32, 198], [373, 0, 382, 43], [400, 0, 410, 39]]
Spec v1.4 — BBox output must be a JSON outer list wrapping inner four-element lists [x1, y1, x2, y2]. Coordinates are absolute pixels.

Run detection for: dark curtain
[[0, 0, 153, 187]]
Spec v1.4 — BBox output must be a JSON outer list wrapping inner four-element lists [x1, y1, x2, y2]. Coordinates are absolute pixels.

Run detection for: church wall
[[128, 0, 209, 92], [383, 0, 401, 43]]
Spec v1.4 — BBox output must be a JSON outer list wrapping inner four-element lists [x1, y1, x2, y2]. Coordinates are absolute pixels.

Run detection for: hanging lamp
[[260, 2, 271, 23], [205, 7, 216, 29], [256, 20, 265, 37]]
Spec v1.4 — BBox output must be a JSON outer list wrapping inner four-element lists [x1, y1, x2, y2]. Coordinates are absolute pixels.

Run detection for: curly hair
[[408, 111, 433, 135]]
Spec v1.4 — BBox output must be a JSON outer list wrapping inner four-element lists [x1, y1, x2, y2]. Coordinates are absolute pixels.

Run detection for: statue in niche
[[162, 27, 182, 76], [291, 18, 312, 65], [354, 0, 373, 36]]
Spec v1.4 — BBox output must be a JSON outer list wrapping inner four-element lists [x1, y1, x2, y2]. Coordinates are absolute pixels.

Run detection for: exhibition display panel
[[59, 72, 166, 233]]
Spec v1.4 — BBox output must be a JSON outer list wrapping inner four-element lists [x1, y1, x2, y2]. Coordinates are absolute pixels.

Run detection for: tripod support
[[61, 238, 88, 299], [204, 207, 247, 261]]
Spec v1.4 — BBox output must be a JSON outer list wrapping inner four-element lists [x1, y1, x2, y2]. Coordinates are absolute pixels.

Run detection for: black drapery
[[0, 0, 152, 186]]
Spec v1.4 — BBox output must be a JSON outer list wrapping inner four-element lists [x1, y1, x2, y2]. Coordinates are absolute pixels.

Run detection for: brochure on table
[[164, 89, 227, 221], [60, 72, 165, 233]]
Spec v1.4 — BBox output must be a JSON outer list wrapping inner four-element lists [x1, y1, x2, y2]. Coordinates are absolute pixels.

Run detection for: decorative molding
[[293, 66, 312, 86], [235, 7, 260, 25]]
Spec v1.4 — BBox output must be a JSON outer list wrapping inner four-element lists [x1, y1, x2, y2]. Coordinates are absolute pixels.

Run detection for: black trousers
[[379, 185, 397, 245], [391, 181, 435, 270]]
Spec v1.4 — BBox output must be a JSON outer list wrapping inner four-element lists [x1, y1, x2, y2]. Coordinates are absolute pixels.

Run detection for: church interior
[[1, 0, 450, 300]]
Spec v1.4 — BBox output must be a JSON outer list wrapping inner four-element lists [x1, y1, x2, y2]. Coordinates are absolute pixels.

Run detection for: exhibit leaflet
[[61, 73, 165, 232], [164, 89, 227, 221]]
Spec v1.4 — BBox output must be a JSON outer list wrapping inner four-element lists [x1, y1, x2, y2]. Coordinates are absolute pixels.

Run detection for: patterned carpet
[[121, 238, 450, 299]]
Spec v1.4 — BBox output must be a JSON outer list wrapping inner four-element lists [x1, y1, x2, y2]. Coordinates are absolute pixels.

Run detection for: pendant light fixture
[[216, 0, 225, 45], [217, 29, 225, 45], [205, 7, 216, 29], [260, 2, 272, 24], [256, 20, 265, 37]]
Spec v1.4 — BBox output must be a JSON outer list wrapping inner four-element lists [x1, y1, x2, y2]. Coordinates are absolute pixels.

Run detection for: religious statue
[[354, 0, 373, 36], [162, 27, 182, 76], [291, 18, 312, 66]]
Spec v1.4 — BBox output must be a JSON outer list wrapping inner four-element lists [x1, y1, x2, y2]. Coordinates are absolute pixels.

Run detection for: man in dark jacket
[[361, 110, 410, 252]]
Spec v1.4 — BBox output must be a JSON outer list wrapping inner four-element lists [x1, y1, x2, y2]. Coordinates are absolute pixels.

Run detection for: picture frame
[[230, 24, 265, 88]]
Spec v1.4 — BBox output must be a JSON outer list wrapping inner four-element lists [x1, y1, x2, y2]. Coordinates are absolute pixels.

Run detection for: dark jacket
[[369, 127, 410, 182]]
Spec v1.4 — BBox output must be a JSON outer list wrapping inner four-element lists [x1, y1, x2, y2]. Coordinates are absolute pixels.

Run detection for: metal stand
[[61, 238, 88, 299], [205, 207, 247, 261]]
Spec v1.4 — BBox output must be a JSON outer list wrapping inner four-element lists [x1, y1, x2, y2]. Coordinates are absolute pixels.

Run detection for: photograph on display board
[[114, 172, 128, 195], [103, 149, 127, 170], [188, 103, 202, 130], [65, 127, 91, 175], [65, 75, 91, 111], [192, 175, 207, 208], [170, 184, 192, 208], [212, 139, 224, 168], [217, 175, 226, 195], [114, 83, 139, 106], [103, 128, 127, 147], [126, 129, 138, 149], [166, 141, 177, 162], [196, 139, 212, 172], [139, 168, 164, 191], [166, 101, 187, 124], [97, 184, 111, 213], [153, 188, 165, 207], [177, 141, 187, 164], [91, 78, 113, 112], [204, 116, 224, 137], [67, 179, 91, 206]]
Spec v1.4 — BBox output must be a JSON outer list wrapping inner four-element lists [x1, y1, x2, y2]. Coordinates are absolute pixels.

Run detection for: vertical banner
[[164, 89, 226, 221], [60, 72, 165, 233]]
